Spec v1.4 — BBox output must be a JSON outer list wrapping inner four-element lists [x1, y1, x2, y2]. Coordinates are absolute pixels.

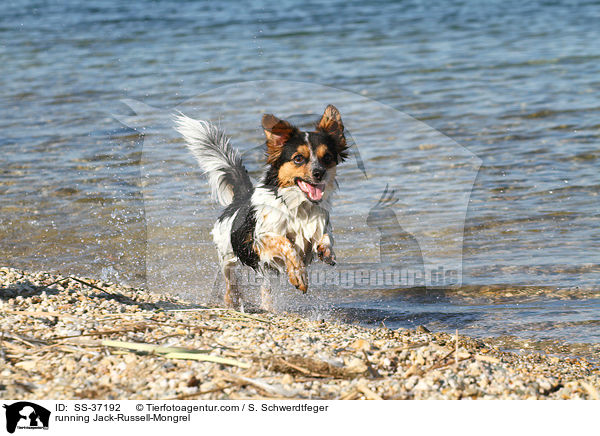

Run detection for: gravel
[[1, 266, 598, 400]]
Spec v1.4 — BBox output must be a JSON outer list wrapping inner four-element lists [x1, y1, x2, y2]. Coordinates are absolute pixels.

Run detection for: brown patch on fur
[[317, 233, 336, 265], [295, 144, 310, 159], [316, 105, 348, 161], [277, 160, 311, 188], [262, 114, 298, 165], [315, 144, 330, 161], [257, 235, 307, 292]]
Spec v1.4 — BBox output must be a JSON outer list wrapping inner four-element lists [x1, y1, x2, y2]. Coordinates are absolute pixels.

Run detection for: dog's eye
[[322, 153, 333, 164], [293, 155, 305, 165]]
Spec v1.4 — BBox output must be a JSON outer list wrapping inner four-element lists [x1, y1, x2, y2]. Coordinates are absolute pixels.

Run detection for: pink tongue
[[298, 180, 324, 201]]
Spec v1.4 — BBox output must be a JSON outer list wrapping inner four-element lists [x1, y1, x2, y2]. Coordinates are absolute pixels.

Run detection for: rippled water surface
[[1, 0, 599, 357]]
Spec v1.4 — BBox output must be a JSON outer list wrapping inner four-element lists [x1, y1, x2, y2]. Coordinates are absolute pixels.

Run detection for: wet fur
[[175, 105, 347, 310]]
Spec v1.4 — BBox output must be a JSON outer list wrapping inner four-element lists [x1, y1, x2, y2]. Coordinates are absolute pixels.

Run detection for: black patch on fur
[[278, 133, 306, 161], [221, 200, 260, 269], [220, 186, 254, 219], [262, 166, 280, 193], [226, 165, 253, 202], [310, 132, 342, 164]]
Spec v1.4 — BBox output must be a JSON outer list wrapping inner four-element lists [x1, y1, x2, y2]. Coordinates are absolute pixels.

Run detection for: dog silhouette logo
[[366, 185, 424, 273], [2, 402, 50, 433]]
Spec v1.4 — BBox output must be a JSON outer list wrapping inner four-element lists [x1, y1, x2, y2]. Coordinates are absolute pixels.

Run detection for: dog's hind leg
[[259, 271, 274, 311], [222, 262, 241, 309]]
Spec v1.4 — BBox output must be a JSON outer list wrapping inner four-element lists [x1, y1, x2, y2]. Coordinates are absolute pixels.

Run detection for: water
[[1, 0, 599, 359]]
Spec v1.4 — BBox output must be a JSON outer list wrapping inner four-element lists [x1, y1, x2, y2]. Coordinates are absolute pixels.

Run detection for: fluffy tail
[[174, 114, 253, 206]]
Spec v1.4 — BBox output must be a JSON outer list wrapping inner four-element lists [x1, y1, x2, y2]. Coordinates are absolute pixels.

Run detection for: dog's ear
[[262, 114, 296, 164], [317, 105, 348, 161]]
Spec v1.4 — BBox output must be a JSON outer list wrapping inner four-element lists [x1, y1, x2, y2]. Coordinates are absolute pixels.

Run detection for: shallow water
[[1, 0, 599, 356]]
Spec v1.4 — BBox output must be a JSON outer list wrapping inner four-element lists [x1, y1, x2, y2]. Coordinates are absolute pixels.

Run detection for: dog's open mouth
[[296, 179, 325, 202]]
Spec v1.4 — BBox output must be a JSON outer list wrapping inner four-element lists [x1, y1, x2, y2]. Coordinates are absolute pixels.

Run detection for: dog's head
[[262, 105, 348, 203]]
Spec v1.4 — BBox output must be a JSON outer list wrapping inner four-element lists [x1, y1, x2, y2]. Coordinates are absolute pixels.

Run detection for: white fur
[[174, 114, 242, 206], [252, 168, 336, 270], [212, 211, 238, 267]]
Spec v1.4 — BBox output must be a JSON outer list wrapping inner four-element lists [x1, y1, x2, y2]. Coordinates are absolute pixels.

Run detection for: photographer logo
[[2, 402, 50, 434]]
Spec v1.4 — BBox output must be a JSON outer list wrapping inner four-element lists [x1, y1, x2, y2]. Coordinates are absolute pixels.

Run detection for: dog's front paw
[[287, 263, 308, 293], [317, 234, 336, 266], [317, 243, 336, 266]]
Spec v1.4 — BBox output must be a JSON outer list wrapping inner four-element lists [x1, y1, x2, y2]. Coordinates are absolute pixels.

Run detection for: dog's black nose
[[313, 167, 326, 181]]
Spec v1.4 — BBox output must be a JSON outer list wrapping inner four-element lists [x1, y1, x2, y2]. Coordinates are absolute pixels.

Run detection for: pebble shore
[[1, 266, 598, 400]]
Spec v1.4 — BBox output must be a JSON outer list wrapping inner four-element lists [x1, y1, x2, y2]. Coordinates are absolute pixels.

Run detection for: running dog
[[175, 105, 348, 310]]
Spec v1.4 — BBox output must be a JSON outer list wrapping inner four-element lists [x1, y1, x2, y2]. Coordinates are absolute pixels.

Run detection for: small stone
[[415, 354, 425, 365], [414, 379, 431, 391], [350, 339, 371, 351], [457, 351, 471, 359], [346, 357, 368, 374], [15, 360, 37, 371], [281, 374, 293, 385], [405, 375, 419, 390], [404, 364, 419, 377]]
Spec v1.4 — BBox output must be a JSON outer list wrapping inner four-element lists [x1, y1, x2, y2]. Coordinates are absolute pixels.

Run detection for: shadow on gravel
[[0, 277, 203, 312], [0, 280, 61, 300]]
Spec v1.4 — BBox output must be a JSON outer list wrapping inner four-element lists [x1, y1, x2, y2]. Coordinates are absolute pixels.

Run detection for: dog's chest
[[253, 187, 329, 253], [284, 203, 327, 250]]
